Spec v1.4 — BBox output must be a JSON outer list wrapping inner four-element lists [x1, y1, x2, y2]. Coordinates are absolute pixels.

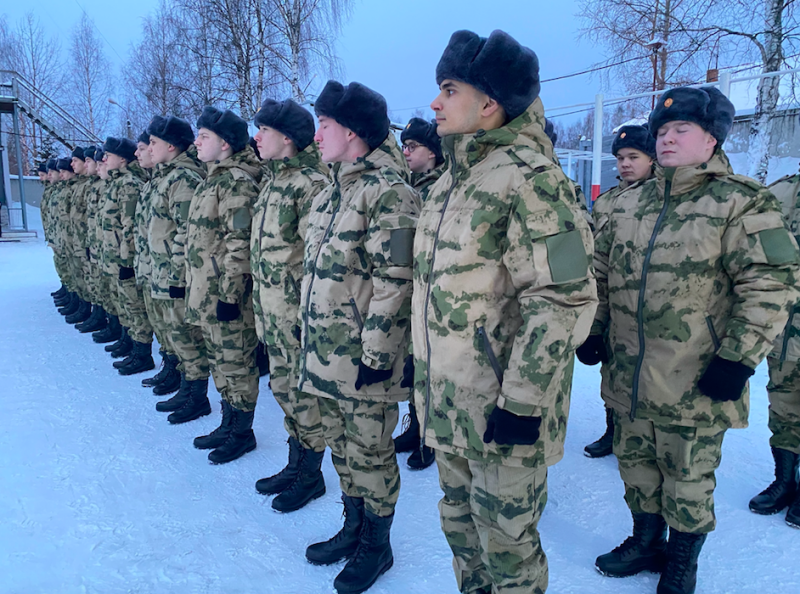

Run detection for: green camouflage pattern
[[164, 299, 210, 380], [99, 163, 145, 276], [201, 319, 259, 412], [437, 451, 548, 594], [318, 396, 400, 517], [411, 98, 598, 469], [149, 150, 206, 300], [411, 164, 445, 202], [185, 146, 261, 325], [613, 410, 725, 534], [40, 183, 54, 245], [299, 133, 420, 402], [68, 175, 93, 300], [117, 276, 154, 343], [134, 168, 158, 284], [766, 356, 800, 454], [592, 151, 800, 429]]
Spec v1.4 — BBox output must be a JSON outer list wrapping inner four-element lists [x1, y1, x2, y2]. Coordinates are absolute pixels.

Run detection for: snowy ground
[[1, 218, 798, 593]]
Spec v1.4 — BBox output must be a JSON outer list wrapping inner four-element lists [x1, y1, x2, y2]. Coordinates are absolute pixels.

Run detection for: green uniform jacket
[[101, 163, 147, 275], [412, 99, 598, 468], [299, 133, 420, 402], [592, 151, 800, 429]]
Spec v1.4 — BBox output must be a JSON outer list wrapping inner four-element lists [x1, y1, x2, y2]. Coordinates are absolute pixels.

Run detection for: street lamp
[[108, 98, 133, 140], [645, 38, 667, 108]]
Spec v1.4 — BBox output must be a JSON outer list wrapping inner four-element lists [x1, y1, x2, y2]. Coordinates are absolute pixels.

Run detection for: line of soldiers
[[34, 26, 800, 594]]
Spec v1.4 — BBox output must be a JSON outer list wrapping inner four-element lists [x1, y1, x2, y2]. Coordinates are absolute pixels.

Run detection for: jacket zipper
[[210, 256, 221, 278], [289, 275, 301, 302], [422, 140, 460, 441], [477, 326, 503, 386], [349, 298, 364, 332], [780, 308, 796, 361], [630, 177, 672, 421], [299, 180, 342, 390], [163, 240, 173, 257], [705, 316, 721, 351]]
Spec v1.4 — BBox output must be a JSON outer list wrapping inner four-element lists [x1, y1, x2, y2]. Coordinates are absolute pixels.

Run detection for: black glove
[[85, 247, 90, 260], [256, 342, 270, 377], [698, 356, 754, 402], [169, 286, 186, 299], [400, 355, 414, 389], [216, 300, 240, 322], [118, 267, 134, 280], [292, 324, 301, 343], [576, 334, 608, 366], [483, 407, 542, 445], [354, 362, 393, 391]]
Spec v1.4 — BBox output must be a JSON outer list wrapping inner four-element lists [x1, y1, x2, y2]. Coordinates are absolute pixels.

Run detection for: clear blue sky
[[4, 0, 607, 123]]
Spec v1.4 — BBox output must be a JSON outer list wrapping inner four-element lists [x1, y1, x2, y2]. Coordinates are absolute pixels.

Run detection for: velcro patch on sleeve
[[124, 198, 137, 217], [231, 207, 252, 230], [545, 229, 588, 283], [390, 228, 415, 267], [759, 228, 799, 265], [178, 200, 191, 221]]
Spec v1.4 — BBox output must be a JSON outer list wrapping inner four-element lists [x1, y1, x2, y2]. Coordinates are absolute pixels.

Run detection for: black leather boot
[[596, 513, 667, 577], [193, 400, 233, 449], [66, 299, 91, 324], [117, 341, 155, 376], [333, 510, 394, 594], [77, 305, 105, 333], [585, 407, 614, 458], [167, 378, 211, 424], [785, 488, 800, 528], [156, 373, 191, 412], [306, 495, 365, 565], [152, 355, 181, 396], [256, 437, 304, 495], [749, 447, 799, 515], [656, 529, 707, 594], [109, 329, 133, 358], [59, 293, 80, 316], [407, 444, 435, 470], [51, 283, 67, 298], [207, 407, 257, 464], [93, 314, 121, 343], [142, 350, 169, 387], [272, 447, 326, 513], [393, 403, 420, 453]]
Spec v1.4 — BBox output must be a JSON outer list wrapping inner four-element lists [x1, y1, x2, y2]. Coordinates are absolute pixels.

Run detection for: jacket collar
[[656, 150, 733, 196]]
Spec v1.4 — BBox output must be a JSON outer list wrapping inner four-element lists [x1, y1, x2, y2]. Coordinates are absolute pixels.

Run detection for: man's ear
[[482, 96, 502, 119]]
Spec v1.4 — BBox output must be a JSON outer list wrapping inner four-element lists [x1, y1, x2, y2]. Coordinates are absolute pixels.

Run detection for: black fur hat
[[56, 157, 74, 172], [649, 86, 735, 145], [612, 125, 656, 159], [83, 146, 97, 161], [95, 148, 105, 162], [544, 118, 557, 146], [196, 106, 249, 153], [137, 130, 150, 145], [314, 80, 390, 152], [400, 118, 443, 166], [103, 137, 138, 162], [37, 162, 47, 173], [254, 98, 315, 152], [436, 30, 540, 123], [71, 146, 86, 161], [46, 158, 58, 171], [147, 116, 195, 151]]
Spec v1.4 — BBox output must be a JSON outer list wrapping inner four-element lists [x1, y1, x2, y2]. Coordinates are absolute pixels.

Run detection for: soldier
[[42, 159, 66, 301], [749, 164, 800, 527], [100, 137, 155, 375], [582, 86, 799, 594], [64, 147, 94, 326], [411, 30, 597, 594], [181, 106, 261, 464], [54, 157, 81, 318], [143, 117, 208, 407], [391, 117, 445, 472], [249, 98, 330, 512], [300, 80, 419, 594], [578, 124, 656, 459]]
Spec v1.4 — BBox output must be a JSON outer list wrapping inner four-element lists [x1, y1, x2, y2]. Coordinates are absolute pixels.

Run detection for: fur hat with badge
[[71, 146, 86, 161], [56, 157, 74, 172], [83, 146, 97, 161], [137, 131, 150, 145], [147, 116, 196, 152], [196, 106, 249, 154], [37, 162, 47, 173], [103, 137, 138, 163], [436, 29, 540, 123], [314, 80, 390, 153], [612, 125, 656, 160], [401, 118, 444, 166], [649, 86, 735, 145], [46, 158, 59, 171], [254, 98, 316, 152]]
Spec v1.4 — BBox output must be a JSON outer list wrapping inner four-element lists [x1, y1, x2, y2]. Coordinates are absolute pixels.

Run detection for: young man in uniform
[[300, 80, 419, 594], [412, 30, 598, 594], [64, 147, 94, 326], [585, 86, 799, 594], [182, 106, 261, 463], [578, 124, 655, 459], [249, 98, 330, 512]]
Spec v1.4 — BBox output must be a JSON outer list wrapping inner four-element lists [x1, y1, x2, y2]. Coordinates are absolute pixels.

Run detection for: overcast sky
[[4, 0, 609, 123]]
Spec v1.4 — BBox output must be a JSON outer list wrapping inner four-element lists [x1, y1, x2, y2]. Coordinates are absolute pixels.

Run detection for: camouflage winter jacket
[[68, 175, 92, 255], [592, 151, 799, 429], [101, 163, 147, 275], [41, 183, 55, 246], [768, 171, 800, 362], [299, 134, 420, 402], [185, 146, 262, 326], [411, 98, 597, 469], [411, 165, 445, 202], [87, 178, 107, 262], [135, 170, 158, 283], [53, 179, 76, 253], [148, 151, 205, 299], [250, 143, 329, 348]]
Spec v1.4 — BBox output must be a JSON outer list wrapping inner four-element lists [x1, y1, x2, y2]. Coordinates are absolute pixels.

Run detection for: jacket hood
[[207, 145, 263, 183], [268, 141, 329, 179], [160, 148, 207, 178], [656, 149, 734, 196], [333, 132, 412, 184]]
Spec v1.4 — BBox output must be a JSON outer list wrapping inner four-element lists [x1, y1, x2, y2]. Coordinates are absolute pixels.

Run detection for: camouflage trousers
[[266, 341, 325, 451], [166, 301, 209, 380], [98, 272, 119, 316], [117, 277, 153, 344], [318, 396, 400, 517], [613, 410, 726, 534], [69, 253, 89, 301], [83, 257, 101, 304], [144, 292, 174, 356], [766, 357, 800, 455], [436, 451, 548, 594], [197, 319, 259, 412], [55, 252, 73, 291]]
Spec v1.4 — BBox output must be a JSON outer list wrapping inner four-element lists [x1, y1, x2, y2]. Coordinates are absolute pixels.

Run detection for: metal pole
[[567, 152, 574, 181], [11, 78, 28, 232], [591, 93, 604, 202], [719, 71, 732, 97]]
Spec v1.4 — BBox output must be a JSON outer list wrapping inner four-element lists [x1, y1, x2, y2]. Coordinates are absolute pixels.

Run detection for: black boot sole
[[118, 359, 156, 376], [595, 557, 666, 578], [193, 433, 232, 450], [333, 556, 394, 594], [307, 549, 357, 567], [584, 439, 614, 458], [208, 440, 257, 464], [168, 402, 212, 424], [272, 480, 326, 513], [152, 377, 181, 396], [256, 474, 299, 495]]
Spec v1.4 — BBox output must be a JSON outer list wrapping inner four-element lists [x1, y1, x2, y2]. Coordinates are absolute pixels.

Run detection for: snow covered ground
[[1, 223, 798, 594]]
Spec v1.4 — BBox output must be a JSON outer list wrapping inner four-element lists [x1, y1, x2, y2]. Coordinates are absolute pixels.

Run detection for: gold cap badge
[[620, 132, 627, 139], [664, 98, 674, 108]]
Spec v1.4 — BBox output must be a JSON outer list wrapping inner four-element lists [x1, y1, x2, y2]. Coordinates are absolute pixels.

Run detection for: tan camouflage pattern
[[766, 357, 800, 454]]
